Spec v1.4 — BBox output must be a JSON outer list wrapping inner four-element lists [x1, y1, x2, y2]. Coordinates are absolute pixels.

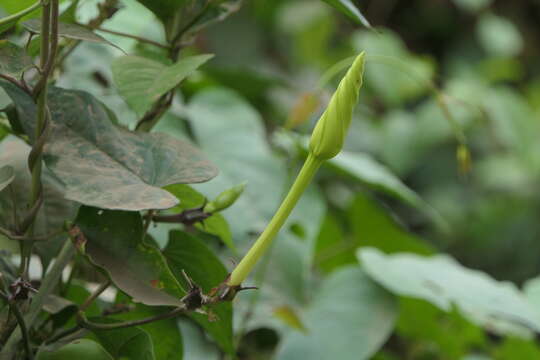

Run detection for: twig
[[0, 226, 65, 242], [0, 74, 32, 95], [89, 26, 169, 49], [77, 306, 187, 331], [80, 280, 111, 312]]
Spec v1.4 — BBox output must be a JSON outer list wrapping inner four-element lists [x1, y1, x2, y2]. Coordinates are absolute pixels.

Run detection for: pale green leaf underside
[[359, 248, 540, 337]]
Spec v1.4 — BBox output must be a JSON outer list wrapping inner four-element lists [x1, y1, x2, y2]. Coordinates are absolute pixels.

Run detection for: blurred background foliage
[[2, 0, 540, 359]]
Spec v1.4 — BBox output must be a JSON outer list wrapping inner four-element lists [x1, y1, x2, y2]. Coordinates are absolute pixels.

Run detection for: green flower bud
[[309, 52, 365, 160], [204, 183, 246, 214]]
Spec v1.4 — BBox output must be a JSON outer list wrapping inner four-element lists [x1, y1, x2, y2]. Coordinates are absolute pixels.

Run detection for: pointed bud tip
[[309, 52, 366, 161]]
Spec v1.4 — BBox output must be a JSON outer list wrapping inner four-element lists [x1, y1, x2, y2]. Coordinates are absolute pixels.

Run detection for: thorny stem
[[0, 291, 33, 360], [228, 154, 322, 286]]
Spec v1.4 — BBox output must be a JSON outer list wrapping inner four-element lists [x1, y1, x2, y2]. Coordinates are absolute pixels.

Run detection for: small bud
[[457, 144, 472, 176], [203, 183, 246, 214], [309, 52, 365, 160]]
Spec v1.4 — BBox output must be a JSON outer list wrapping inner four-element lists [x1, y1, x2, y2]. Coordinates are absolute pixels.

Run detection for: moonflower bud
[[309, 52, 365, 160], [226, 52, 366, 287]]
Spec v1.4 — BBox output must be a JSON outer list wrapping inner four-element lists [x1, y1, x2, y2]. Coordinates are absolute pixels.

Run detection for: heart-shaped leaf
[[0, 80, 218, 211], [0, 41, 33, 78], [75, 206, 185, 307], [112, 54, 213, 116], [276, 267, 397, 360], [359, 248, 540, 337]]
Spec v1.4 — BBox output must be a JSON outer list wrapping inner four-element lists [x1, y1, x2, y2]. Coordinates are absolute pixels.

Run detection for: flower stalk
[[228, 52, 365, 286]]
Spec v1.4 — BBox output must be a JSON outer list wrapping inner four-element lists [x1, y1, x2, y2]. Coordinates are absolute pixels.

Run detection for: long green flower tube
[[227, 52, 365, 286]]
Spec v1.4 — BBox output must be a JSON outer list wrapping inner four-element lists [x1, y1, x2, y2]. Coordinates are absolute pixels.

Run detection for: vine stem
[[228, 154, 322, 286], [0, 0, 42, 28], [77, 306, 187, 331], [19, 0, 60, 279], [1, 241, 75, 358], [0, 291, 33, 360]]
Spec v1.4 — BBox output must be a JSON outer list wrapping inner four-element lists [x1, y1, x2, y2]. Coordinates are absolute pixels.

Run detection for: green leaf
[[329, 150, 444, 225], [112, 54, 213, 116], [89, 320, 156, 360], [22, 19, 122, 51], [134, 0, 191, 22], [164, 230, 234, 354], [0, 165, 14, 192], [359, 248, 540, 337], [0, 81, 218, 211], [164, 184, 234, 250], [314, 194, 434, 274], [36, 339, 114, 360], [0, 137, 78, 267], [42, 295, 78, 328], [58, 0, 80, 24], [276, 267, 397, 360], [524, 276, 540, 309], [321, 0, 371, 27], [75, 206, 185, 307], [493, 338, 540, 360], [187, 88, 287, 244], [396, 299, 486, 359], [112, 303, 183, 360], [452, 0, 492, 13], [476, 13, 523, 57], [0, 41, 33, 78], [0, 0, 42, 34], [348, 194, 434, 255], [135, 0, 240, 33]]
